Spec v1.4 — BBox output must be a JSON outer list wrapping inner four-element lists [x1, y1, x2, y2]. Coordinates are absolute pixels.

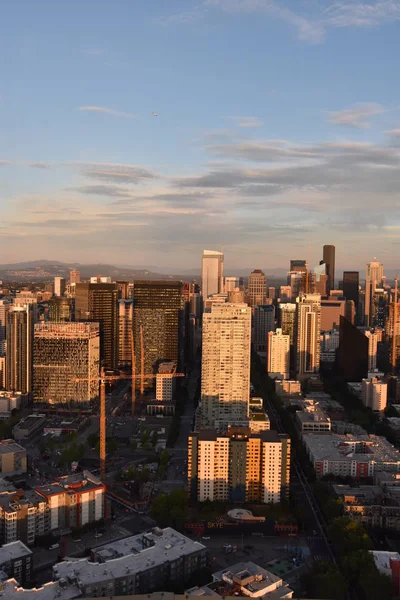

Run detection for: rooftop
[[0, 440, 26, 455], [53, 528, 206, 587], [0, 578, 80, 600], [0, 541, 32, 564], [371, 551, 400, 575], [304, 433, 400, 465], [36, 471, 104, 499], [212, 561, 292, 599]]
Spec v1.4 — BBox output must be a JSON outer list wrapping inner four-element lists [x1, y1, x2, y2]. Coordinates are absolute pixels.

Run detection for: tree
[[108, 438, 118, 453], [87, 433, 99, 448], [303, 561, 347, 600], [130, 440, 137, 451], [328, 517, 372, 556]]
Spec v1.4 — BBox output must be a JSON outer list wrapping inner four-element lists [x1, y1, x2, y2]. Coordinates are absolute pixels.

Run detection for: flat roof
[[0, 440, 26, 455], [0, 541, 32, 563], [371, 551, 400, 574], [212, 561, 287, 596], [2, 578, 79, 600], [53, 528, 206, 587], [304, 433, 400, 465]]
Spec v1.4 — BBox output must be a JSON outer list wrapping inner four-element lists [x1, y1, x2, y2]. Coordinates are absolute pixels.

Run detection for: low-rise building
[[53, 528, 207, 597], [275, 380, 301, 396], [295, 403, 331, 434], [303, 432, 400, 479], [361, 377, 387, 412], [0, 440, 26, 476], [209, 561, 293, 599], [334, 484, 400, 531], [13, 414, 46, 440], [0, 540, 32, 585], [0, 391, 28, 413]]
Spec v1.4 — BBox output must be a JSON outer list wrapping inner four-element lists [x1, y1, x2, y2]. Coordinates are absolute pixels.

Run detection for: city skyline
[[1, 1, 400, 267]]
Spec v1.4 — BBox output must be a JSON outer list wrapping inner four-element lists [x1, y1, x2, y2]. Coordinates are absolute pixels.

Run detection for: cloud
[[78, 106, 136, 119], [226, 116, 264, 128], [74, 162, 158, 184], [84, 48, 105, 56], [328, 103, 385, 128], [28, 161, 51, 169], [0, 160, 11, 166], [323, 1, 400, 28], [387, 128, 400, 137]]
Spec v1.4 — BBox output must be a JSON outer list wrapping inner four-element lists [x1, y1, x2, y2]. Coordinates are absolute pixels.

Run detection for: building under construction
[[33, 322, 100, 406]]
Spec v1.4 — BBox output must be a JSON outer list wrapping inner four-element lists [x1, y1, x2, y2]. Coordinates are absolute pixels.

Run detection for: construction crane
[[392, 276, 398, 373]]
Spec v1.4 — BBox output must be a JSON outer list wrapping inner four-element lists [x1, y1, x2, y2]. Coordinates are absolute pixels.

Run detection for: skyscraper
[[314, 262, 328, 296], [267, 329, 290, 380], [338, 316, 368, 381], [323, 245, 335, 294], [75, 283, 119, 370], [118, 299, 133, 366], [201, 250, 224, 299], [48, 297, 73, 322], [53, 276, 66, 297], [295, 294, 321, 376], [365, 258, 384, 326], [5, 306, 34, 394], [248, 270, 267, 309], [132, 280, 182, 378], [0, 299, 11, 350], [279, 303, 296, 345], [290, 260, 307, 273], [69, 269, 81, 285], [252, 305, 275, 352], [343, 271, 359, 308], [200, 303, 251, 428], [364, 330, 378, 371], [224, 276, 240, 292], [33, 322, 100, 406]]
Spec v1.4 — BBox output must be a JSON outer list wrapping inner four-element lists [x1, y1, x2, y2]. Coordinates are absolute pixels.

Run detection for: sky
[[1, 0, 400, 272]]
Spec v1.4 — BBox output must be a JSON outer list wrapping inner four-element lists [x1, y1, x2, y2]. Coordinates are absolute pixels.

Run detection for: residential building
[[201, 250, 224, 299], [69, 269, 80, 285], [48, 297, 73, 322], [0, 299, 11, 347], [303, 432, 400, 478], [295, 294, 321, 376], [323, 245, 335, 293], [267, 329, 290, 379], [53, 277, 66, 298], [252, 305, 275, 352], [5, 306, 34, 394], [0, 440, 26, 476], [132, 280, 183, 380], [33, 322, 100, 406], [275, 380, 301, 395], [156, 361, 177, 402], [362, 377, 388, 412], [53, 528, 207, 597], [0, 541, 32, 585], [200, 303, 251, 428], [248, 270, 267, 309], [118, 299, 133, 366], [295, 403, 331, 434], [338, 316, 369, 381], [364, 330, 379, 371], [75, 282, 119, 370], [0, 391, 27, 413], [279, 302, 296, 344], [188, 429, 290, 504], [321, 297, 345, 331]]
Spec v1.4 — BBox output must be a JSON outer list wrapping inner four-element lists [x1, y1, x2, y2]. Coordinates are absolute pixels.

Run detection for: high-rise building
[[345, 300, 356, 325], [224, 276, 240, 292], [5, 306, 34, 394], [365, 258, 384, 327], [33, 322, 100, 406], [338, 316, 368, 381], [248, 270, 267, 309], [118, 299, 133, 366], [295, 294, 321, 376], [133, 280, 183, 379], [386, 301, 400, 371], [228, 289, 245, 304], [343, 271, 359, 310], [156, 361, 177, 402], [279, 303, 296, 345], [361, 377, 387, 412], [321, 297, 345, 331], [69, 269, 81, 285], [267, 329, 290, 380], [200, 303, 251, 428], [314, 262, 328, 296], [0, 299, 11, 348], [323, 245, 335, 293], [116, 281, 130, 299], [53, 276, 66, 298], [75, 282, 119, 370], [48, 297, 73, 322], [188, 429, 290, 504], [279, 286, 292, 301], [364, 330, 379, 371], [268, 287, 276, 300], [290, 260, 307, 273], [201, 250, 224, 299], [252, 305, 275, 352]]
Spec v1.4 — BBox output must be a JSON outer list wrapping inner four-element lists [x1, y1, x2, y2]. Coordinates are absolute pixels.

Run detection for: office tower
[[386, 301, 400, 371], [75, 283, 119, 370], [33, 322, 100, 406], [268, 287, 276, 300], [323, 245, 335, 293], [90, 276, 112, 284], [365, 258, 384, 326], [53, 276, 66, 297], [267, 329, 290, 379], [361, 377, 387, 412], [133, 280, 182, 379], [118, 299, 133, 366], [201, 250, 224, 299], [279, 303, 296, 345], [345, 300, 356, 324], [338, 316, 368, 381], [314, 263, 328, 296], [228, 289, 245, 304], [69, 269, 81, 285], [156, 362, 177, 402], [252, 305, 275, 352], [295, 294, 321, 376], [279, 286, 292, 301], [290, 260, 307, 273], [343, 271, 359, 308], [248, 270, 267, 309], [0, 299, 10, 347], [48, 297, 73, 322], [364, 330, 379, 371], [5, 306, 34, 394], [201, 303, 251, 427], [321, 297, 345, 331], [188, 429, 290, 504], [224, 276, 240, 292], [116, 281, 130, 299]]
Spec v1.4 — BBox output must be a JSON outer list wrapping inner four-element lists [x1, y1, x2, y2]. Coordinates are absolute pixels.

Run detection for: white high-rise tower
[[295, 294, 321, 376], [201, 250, 224, 299]]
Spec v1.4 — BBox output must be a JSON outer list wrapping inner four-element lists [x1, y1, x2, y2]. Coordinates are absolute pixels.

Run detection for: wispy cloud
[[387, 128, 400, 137], [83, 48, 105, 56], [226, 116, 264, 128], [328, 103, 385, 128], [323, 1, 400, 28], [78, 106, 136, 119]]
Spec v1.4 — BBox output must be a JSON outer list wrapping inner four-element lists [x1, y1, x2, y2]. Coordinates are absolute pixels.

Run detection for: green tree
[[108, 438, 118, 453], [303, 561, 347, 600], [328, 517, 372, 556], [87, 433, 99, 448]]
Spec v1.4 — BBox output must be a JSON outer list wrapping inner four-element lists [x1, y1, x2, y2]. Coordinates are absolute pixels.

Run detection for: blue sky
[[1, 0, 400, 272]]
